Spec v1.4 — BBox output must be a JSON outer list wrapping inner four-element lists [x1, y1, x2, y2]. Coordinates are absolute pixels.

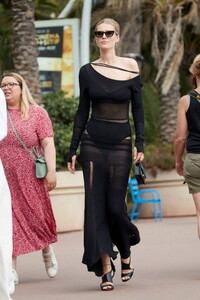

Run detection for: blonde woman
[[68, 18, 144, 291], [0, 72, 58, 285], [175, 54, 200, 237]]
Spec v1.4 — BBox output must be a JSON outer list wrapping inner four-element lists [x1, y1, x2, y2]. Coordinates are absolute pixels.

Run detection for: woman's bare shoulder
[[119, 57, 139, 72], [178, 95, 189, 111], [179, 95, 188, 104]]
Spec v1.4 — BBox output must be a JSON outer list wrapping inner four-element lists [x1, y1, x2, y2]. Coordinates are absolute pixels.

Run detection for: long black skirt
[[80, 133, 140, 277]]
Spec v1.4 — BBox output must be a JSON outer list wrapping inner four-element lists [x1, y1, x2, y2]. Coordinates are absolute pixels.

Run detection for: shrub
[[142, 82, 161, 144], [143, 143, 175, 176], [141, 82, 175, 174], [42, 90, 79, 170]]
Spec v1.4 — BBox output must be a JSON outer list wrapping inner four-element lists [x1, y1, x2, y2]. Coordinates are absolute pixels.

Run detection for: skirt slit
[[80, 133, 140, 276]]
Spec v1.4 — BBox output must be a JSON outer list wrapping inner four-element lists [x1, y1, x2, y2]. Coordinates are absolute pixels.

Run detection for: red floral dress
[[0, 105, 57, 256]]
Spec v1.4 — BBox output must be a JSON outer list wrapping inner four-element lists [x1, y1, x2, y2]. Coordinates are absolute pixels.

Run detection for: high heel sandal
[[100, 261, 115, 291], [121, 257, 134, 282]]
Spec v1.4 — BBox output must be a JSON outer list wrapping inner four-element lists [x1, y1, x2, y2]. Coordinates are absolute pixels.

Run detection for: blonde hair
[[95, 18, 120, 35], [189, 54, 200, 76], [1, 72, 37, 119]]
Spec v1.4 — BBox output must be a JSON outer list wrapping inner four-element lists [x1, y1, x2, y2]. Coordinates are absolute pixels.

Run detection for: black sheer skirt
[[80, 132, 140, 277]]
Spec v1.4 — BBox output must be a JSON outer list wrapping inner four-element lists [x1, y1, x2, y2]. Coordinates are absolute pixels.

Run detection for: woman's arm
[[67, 66, 90, 173], [131, 74, 144, 163], [174, 95, 189, 176], [40, 136, 57, 191], [0, 89, 7, 141]]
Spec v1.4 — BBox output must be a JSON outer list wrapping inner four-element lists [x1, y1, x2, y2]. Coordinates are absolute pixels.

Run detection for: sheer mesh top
[[92, 102, 129, 121], [67, 63, 144, 161]]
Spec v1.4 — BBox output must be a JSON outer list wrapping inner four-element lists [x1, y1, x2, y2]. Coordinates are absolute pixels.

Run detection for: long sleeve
[[67, 67, 90, 162], [131, 77, 144, 153], [0, 89, 7, 142]]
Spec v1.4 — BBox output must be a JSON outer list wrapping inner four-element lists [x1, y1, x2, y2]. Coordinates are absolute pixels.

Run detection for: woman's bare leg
[[192, 192, 200, 238], [12, 256, 17, 270], [42, 245, 51, 254]]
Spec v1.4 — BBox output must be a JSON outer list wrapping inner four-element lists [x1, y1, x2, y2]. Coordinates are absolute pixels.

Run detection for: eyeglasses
[[1, 82, 21, 89], [94, 31, 117, 38]]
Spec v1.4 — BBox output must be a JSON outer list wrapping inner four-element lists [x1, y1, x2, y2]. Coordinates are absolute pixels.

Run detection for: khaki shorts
[[184, 153, 200, 194]]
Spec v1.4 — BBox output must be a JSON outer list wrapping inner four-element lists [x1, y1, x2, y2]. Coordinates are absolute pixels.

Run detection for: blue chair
[[128, 178, 163, 221]]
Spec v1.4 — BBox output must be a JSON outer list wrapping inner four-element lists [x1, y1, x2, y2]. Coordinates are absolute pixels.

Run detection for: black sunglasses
[[94, 31, 117, 38]]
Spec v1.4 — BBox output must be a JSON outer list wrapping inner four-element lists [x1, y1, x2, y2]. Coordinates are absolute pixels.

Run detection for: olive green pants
[[184, 153, 200, 194]]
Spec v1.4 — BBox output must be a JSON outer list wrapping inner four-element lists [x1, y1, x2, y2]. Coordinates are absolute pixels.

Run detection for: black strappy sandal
[[100, 261, 115, 291], [100, 271, 114, 291], [121, 257, 134, 282]]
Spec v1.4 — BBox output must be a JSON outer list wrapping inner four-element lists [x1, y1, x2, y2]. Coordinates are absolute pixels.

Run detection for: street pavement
[[12, 216, 200, 300]]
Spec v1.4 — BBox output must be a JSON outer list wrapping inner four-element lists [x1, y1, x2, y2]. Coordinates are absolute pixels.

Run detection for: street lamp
[[58, 0, 93, 68]]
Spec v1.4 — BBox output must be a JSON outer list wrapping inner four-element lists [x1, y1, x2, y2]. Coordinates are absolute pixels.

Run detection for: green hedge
[[43, 90, 79, 170], [142, 82, 160, 144]]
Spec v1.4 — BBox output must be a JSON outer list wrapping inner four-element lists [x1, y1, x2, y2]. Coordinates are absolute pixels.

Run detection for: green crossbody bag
[[7, 110, 47, 178]]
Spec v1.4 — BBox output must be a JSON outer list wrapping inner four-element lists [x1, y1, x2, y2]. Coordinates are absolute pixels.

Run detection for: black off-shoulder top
[[67, 63, 144, 161]]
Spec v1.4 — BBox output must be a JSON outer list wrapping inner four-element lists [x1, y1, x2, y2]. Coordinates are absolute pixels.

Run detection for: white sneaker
[[9, 281, 15, 295], [43, 245, 58, 278], [8, 270, 15, 294], [12, 269, 19, 285]]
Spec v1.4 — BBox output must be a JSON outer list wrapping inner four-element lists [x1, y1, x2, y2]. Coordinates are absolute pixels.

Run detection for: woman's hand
[[67, 155, 77, 174], [133, 146, 144, 163], [40, 137, 56, 190], [175, 159, 184, 176], [45, 171, 57, 191]]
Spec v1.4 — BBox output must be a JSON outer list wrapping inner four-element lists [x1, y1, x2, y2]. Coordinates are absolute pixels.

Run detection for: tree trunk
[[151, 4, 184, 143], [160, 75, 180, 143], [117, 1, 142, 57], [11, 0, 41, 103]]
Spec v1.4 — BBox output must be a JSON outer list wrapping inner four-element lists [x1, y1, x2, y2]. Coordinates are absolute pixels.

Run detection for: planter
[[50, 169, 196, 232], [50, 171, 84, 232], [138, 169, 196, 218]]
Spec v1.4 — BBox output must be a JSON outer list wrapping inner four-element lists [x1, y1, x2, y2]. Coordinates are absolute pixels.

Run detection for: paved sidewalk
[[12, 217, 200, 300]]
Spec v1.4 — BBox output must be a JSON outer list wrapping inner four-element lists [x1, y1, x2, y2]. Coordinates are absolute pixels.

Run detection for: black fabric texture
[[67, 63, 144, 161], [186, 91, 200, 153], [68, 63, 143, 276], [80, 133, 140, 276]]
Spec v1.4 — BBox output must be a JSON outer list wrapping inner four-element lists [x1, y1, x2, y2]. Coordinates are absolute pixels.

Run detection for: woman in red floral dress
[[0, 72, 58, 285]]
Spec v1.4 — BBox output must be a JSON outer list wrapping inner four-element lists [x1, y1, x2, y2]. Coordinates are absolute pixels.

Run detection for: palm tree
[[0, 0, 14, 73], [9, 0, 59, 102], [146, 0, 199, 143], [10, 0, 41, 102]]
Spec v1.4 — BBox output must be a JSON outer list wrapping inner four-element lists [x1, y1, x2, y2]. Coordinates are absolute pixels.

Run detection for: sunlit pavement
[[12, 216, 200, 300]]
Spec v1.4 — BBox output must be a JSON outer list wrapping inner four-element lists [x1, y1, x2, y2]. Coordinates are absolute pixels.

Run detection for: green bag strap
[[32, 146, 43, 159]]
